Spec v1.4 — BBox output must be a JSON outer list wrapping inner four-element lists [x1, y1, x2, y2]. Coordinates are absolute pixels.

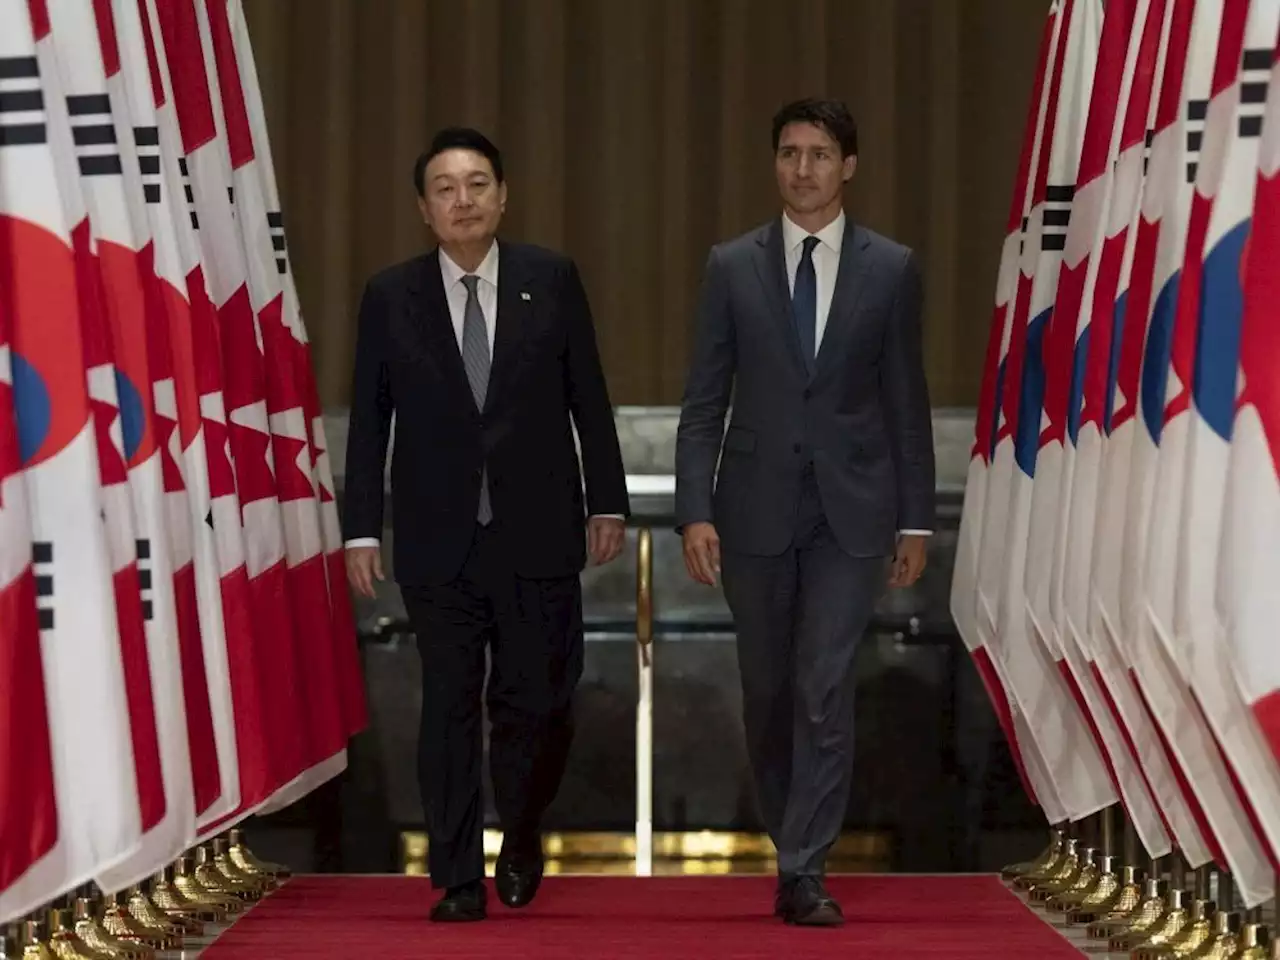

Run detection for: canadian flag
[[226, 0, 368, 744], [0, 0, 141, 921], [148, 0, 313, 821], [128, 0, 266, 825], [200, 0, 349, 817]]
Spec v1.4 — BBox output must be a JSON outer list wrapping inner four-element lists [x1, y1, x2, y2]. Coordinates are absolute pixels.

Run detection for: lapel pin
[[520, 291, 531, 301]]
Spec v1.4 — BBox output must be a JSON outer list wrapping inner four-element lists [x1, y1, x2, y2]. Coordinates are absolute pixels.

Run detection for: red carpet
[[201, 874, 1079, 958]]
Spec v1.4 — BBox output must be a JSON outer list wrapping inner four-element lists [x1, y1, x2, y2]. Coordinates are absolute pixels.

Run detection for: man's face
[[417, 148, 506, 244], [774, 121, 855, 216]]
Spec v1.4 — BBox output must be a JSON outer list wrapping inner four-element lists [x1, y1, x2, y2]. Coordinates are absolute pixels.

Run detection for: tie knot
[[801, 235, 820, 257], [461, 274, 480, 294]]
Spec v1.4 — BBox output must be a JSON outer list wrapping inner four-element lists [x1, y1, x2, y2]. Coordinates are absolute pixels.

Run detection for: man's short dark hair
[[771, 98, 858, 158], [413, 126, 505, 196]]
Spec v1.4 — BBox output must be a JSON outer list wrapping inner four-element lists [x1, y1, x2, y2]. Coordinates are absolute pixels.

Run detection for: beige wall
[[242, 0, 1047, 408]]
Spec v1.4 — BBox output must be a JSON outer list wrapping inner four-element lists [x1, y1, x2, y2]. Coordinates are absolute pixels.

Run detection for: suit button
[[803, 388, 811, 400], [793, 443, 801, 453]]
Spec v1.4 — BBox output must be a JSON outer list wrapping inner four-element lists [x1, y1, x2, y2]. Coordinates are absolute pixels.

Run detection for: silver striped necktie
[[460, 274, 492, 524]]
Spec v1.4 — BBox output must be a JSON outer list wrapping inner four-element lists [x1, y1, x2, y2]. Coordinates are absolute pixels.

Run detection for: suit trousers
[[720, 464, 886, 878], [401, 520, 584, 889]]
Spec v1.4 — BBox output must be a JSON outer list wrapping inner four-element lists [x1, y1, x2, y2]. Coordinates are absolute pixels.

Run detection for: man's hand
[[682, 521, 721, 586], [346, 545, 384, 598], [588, 516, 626, 565], [888, 533, 928, 588]]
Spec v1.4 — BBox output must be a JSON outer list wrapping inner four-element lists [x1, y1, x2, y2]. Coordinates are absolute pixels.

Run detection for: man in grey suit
[[675, 98, 935, 926]]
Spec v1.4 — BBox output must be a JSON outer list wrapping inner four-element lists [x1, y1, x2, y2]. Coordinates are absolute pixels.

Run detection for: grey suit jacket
[[674, 216, 936, 558]]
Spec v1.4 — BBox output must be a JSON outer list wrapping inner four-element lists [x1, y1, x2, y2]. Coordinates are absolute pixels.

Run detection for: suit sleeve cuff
[[344, 537, 381, 548]]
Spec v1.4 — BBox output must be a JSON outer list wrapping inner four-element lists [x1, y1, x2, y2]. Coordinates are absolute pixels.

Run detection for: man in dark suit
[[343, 127, 629, 922], [675, 99, 935, 926]]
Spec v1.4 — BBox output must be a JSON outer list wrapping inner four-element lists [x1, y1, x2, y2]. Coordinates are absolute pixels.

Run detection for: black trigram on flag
[[179, 156, 198, 230], [268, 210, 286, 275], [135, 538, 153, 622], [1238, 47, 1272, 140], [0, 57, 46, 148], [134, 126, 162, 204], [1186, 98, 1206, 184], [1041, 184, 1073, 252], [66, 94, 120, 177], [33, 540, 53, 631]]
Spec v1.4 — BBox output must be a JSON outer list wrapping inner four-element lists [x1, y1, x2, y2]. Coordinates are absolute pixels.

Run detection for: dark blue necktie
[[793, 235, 819, 365]]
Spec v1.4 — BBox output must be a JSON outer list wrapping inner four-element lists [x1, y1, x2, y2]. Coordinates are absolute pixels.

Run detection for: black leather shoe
[[774, 875, 796, 918], [785, 876, 843, 927], [494, 846, 544, 908], [429, 881, 487, 922]]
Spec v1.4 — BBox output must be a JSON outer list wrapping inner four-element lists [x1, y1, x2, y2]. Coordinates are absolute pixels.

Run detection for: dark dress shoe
[[774, 876, 796, 918], [784, 876, 843, 927], [494, 849, 544, 908], [429, 881, 487, 922]]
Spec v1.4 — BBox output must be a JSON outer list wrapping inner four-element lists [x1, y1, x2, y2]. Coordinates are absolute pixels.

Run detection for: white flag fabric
[[226, 0, 368, 749], [198, 0, 349, 818], [1121, 0, 1253, 878], [111, 0, 238, 827], [0, 0, 141, 921], [951, 0, 1064, 816], [1170, 0, 1280, 906], [128, 0, 266, 825], [973, 0, 1096, 827], [147, 0, 310, 819], [34, 0, 170, 845], [1220, 15, 1280, 838], [989, 0, 1138, 830], [41, 0, 201, 893], [0, 168, 58, 905], [1051, 0, 1208, 865]]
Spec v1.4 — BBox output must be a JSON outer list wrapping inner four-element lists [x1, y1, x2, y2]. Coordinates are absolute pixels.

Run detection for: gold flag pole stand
[[1133, 864, 1216, 958], [1046, 807, 1120, 922], [1015, 819, 1080, 895], [18, 918, 52, 960], [1231, 906, 1270, 959], [1106, 854, 1185, 953], [1182, 870, 1241, 959], [1002, 822, 1066, 884], [1122, 854, 1195, 956], [1089, 852, 1165, 942], [1075, 811, 1144, 929]]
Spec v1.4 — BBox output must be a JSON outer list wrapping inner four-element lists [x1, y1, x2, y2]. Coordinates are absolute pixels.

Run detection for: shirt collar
[[439, 240, 500, 289], [781, 209, 846, 256]]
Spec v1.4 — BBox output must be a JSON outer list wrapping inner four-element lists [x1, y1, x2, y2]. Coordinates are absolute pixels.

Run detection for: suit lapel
[[408, 250, 476, 409], [813, 221, 873, 383], [752, 219, 809, 376], [487, 239, 532, 413]]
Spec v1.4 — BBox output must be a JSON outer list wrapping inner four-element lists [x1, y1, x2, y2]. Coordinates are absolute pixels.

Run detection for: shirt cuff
[[344, 537, 381, 548], [898, 529, 933, 536], [590, 514, 626, 520]]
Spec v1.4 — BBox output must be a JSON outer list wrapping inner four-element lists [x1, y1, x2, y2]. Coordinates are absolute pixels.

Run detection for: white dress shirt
[[344, 242, 620, 551], [780, 211, 931, 538]]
